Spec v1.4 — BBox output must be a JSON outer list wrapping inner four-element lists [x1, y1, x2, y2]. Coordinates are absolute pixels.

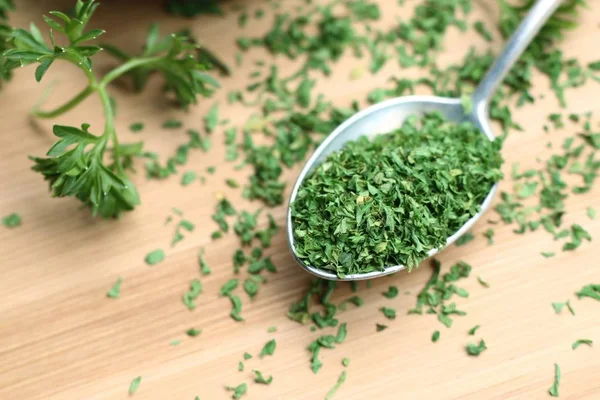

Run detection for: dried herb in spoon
[[291, 112, 503, 277]]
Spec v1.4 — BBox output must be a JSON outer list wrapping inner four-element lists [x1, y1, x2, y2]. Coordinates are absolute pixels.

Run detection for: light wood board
[[1, 1, 599, 399]]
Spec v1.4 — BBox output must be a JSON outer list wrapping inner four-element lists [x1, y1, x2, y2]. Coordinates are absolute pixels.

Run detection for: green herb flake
[[106, 277, 123, 299], [483, 229, 495, 245], [473, 21, 493, 42], [456, 232, 474, 246], [325, 370, 347, 400], [477, 276, 490, 288], [182, 279, 203, 310], [382, 286, 399, 299], [259, 339, 276, 358], [571, 339, 593, 350], [162, 118, 183, 129], [431, 330, 440, 342], [129, 376, 142, 396], [342, 357, 350, 367], [144, 249, 165, 266], [576, 284, 600, 301], [243, 352, 252, 360], [335, 323, 347, 343], [376, 323, 388, 332], [548, 363, 560, 397], [468, 325, 480, 335], [181, 171, 197, 186], [380, 307, 396, 320], [291, 113, 503, 276], [226, 382, 247, 400], [587, 207, 596, 219], [228, 294, 244, 322], [2, 213, 21, 228], [186, 327, 202, 337], [466, 339, 487, 356], [226, 178, 239, 188], [553, 300, 576, 316], [204, 103, 219, 134], [238, 361, 244, 372], [253, 370, 273, 385], [267, 326, 277, 333], [129, 122, 144, 132], [541, 252, 555, 258], [460, 94, 473, 114], [198, 249, 212, 275], [220, 279, 239, 296]]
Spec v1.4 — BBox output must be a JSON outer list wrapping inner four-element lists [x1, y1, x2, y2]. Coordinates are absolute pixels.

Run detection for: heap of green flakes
[[291, 112, 503, 277]]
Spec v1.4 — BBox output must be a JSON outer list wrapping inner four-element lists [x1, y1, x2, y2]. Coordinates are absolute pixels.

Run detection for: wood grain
[[1, 1, 599, 399]]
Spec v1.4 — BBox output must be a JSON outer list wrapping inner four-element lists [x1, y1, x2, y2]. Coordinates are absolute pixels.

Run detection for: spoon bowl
[[287, 95, 498, 281], [286, 0, 562, 281]]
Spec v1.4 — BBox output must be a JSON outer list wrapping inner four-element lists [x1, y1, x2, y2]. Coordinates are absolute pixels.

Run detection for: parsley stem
[[31, 85, 94, 119], [97, 86, 124, 174], [99, 56, 163, 88]]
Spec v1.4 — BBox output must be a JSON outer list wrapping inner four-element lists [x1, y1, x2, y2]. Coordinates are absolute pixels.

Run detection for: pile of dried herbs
[[291, 112, 503, 277]]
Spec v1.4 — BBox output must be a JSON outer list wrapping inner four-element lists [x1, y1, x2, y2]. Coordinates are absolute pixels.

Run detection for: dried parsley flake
[[571, 339, 592, 350], [291, 112, 502, 277], [106, 277, 123, 299], [145, 249, 165, 266], [2, 212, 21, 228]]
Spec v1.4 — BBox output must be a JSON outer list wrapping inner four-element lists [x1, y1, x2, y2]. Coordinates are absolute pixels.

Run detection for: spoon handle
[[472, 0, 563, 108]]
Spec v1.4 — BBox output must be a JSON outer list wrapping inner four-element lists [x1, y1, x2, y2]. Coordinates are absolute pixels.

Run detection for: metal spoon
[[287, 0, 562, 281]]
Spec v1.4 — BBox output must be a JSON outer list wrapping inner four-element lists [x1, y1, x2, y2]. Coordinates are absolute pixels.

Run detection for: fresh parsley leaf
[[431, 330, 440, 342]]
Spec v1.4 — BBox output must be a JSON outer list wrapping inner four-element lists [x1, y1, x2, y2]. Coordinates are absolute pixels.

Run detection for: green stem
[[99, 56, 162, 88], [97, 86, 123, 174], [32, 85, 94, 119]]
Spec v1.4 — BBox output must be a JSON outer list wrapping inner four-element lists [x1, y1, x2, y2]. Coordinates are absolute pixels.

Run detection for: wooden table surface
[[1, 1, 599, 399]]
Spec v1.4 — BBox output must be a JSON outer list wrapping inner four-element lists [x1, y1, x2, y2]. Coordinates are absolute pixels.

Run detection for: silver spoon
[[287, 0, 562, 281]]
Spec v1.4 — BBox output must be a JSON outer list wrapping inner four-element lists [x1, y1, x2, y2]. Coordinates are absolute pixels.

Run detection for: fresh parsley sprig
[[0, 0, 14, 87], [2, 0, 218, 218]]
